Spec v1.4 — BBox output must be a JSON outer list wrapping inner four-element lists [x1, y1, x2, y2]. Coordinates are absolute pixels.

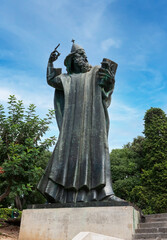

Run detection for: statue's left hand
[[98, 67, 115, 84]]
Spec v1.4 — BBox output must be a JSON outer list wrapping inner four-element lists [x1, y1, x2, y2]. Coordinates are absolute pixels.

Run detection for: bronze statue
[[37, 41, 125, 204]]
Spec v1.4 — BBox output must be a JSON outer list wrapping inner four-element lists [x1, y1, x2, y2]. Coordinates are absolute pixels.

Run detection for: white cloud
[[109, 99, 141, 121], [101, 38, 121, 51], [0, 85, 53, 110], [0, 0, 117, 68], [0, 67, 54, 110], [108, 98, 144, 150], [0, 87, 21, 102]]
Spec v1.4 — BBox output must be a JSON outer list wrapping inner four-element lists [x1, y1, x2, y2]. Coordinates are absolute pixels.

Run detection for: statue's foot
[[101, 194, 129, 206], [104, 194, 125, 202]]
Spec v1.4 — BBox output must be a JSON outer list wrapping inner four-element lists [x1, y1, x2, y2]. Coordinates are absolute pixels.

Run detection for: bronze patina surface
[[37, 41, 126, 205]]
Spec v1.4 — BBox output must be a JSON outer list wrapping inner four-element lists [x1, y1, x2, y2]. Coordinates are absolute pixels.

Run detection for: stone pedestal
[[19, 206, 140, 240]]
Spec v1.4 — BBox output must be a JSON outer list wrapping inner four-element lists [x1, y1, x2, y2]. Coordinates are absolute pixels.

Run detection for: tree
[[110, 108, 167, 214], [0, 95, 56, 209], [110, 136, 144, 202], [137, 108, 167, 213]]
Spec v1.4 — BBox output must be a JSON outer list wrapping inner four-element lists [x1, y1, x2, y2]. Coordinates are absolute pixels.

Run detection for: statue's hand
[[49, 49, 60, 63], [98, 67, 115, 84]]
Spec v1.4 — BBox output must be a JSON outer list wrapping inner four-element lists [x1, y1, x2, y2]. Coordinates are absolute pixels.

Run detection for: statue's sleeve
[[47, 62, 63, 90]]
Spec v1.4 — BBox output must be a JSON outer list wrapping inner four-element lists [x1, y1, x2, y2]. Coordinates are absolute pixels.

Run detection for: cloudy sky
[[0, 0, 167, 150]]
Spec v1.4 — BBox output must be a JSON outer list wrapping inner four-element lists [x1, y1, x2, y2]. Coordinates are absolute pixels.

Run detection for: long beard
[[74, 58, 92, 73]]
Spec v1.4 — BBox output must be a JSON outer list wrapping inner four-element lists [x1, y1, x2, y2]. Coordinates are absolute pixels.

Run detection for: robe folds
[[37, 66, 114, 203]]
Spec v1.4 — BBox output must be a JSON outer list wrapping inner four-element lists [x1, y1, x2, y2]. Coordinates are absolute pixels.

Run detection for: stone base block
[[19, 206, 140, 240]]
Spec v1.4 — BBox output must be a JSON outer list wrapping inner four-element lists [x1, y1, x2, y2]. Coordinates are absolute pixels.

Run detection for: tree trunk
[[15, 196, 22, 210], [0, 185, 11, 202]]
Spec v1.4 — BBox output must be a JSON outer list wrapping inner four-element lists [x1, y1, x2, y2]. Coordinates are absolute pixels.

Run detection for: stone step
[[134, 239, 167, 240], [139, 222, 167, 229], [145, 213, 167, 219], [136, 227, 167, 233], [145, 217, 167, 223], [133, 233, 167, 239], [145, 218, 167, 223]]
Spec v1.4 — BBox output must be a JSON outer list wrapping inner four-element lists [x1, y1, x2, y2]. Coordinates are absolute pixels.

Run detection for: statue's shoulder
[[90, 65, 100, 73], [93, 65, 100, 70], [54, 68, 62, 77], [57, 73, 69, 78], [59, 73, 71, 87]]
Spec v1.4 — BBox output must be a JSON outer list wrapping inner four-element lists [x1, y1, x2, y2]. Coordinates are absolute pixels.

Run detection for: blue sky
[[0, 0, 167, 150]]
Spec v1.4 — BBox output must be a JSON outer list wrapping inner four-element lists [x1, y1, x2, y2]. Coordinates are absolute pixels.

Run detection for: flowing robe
[[37, 66, 114, 203]]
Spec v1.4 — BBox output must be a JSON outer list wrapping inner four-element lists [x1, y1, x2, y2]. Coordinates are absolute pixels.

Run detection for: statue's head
[[64, 41, 92, 74]]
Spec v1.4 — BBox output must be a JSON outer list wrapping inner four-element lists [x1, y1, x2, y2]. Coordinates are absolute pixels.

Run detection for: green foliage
[[0, 95, 56, 208], [110, 136, 144, 202], [143, 108, 167, 169], [111, 108, 167, 214], [138, 108, 167, 214], [0, 208, 21, 220]]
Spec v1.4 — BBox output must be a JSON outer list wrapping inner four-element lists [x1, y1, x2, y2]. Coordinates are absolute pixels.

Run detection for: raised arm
[[98, 59, 117, 96], [98, 67, 115, 96], [98, 60, 117, 108], [47, 46, 63, 90]]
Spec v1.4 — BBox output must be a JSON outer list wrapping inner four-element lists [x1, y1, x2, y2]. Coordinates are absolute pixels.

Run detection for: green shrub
[[0, 208, 22, 220]]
